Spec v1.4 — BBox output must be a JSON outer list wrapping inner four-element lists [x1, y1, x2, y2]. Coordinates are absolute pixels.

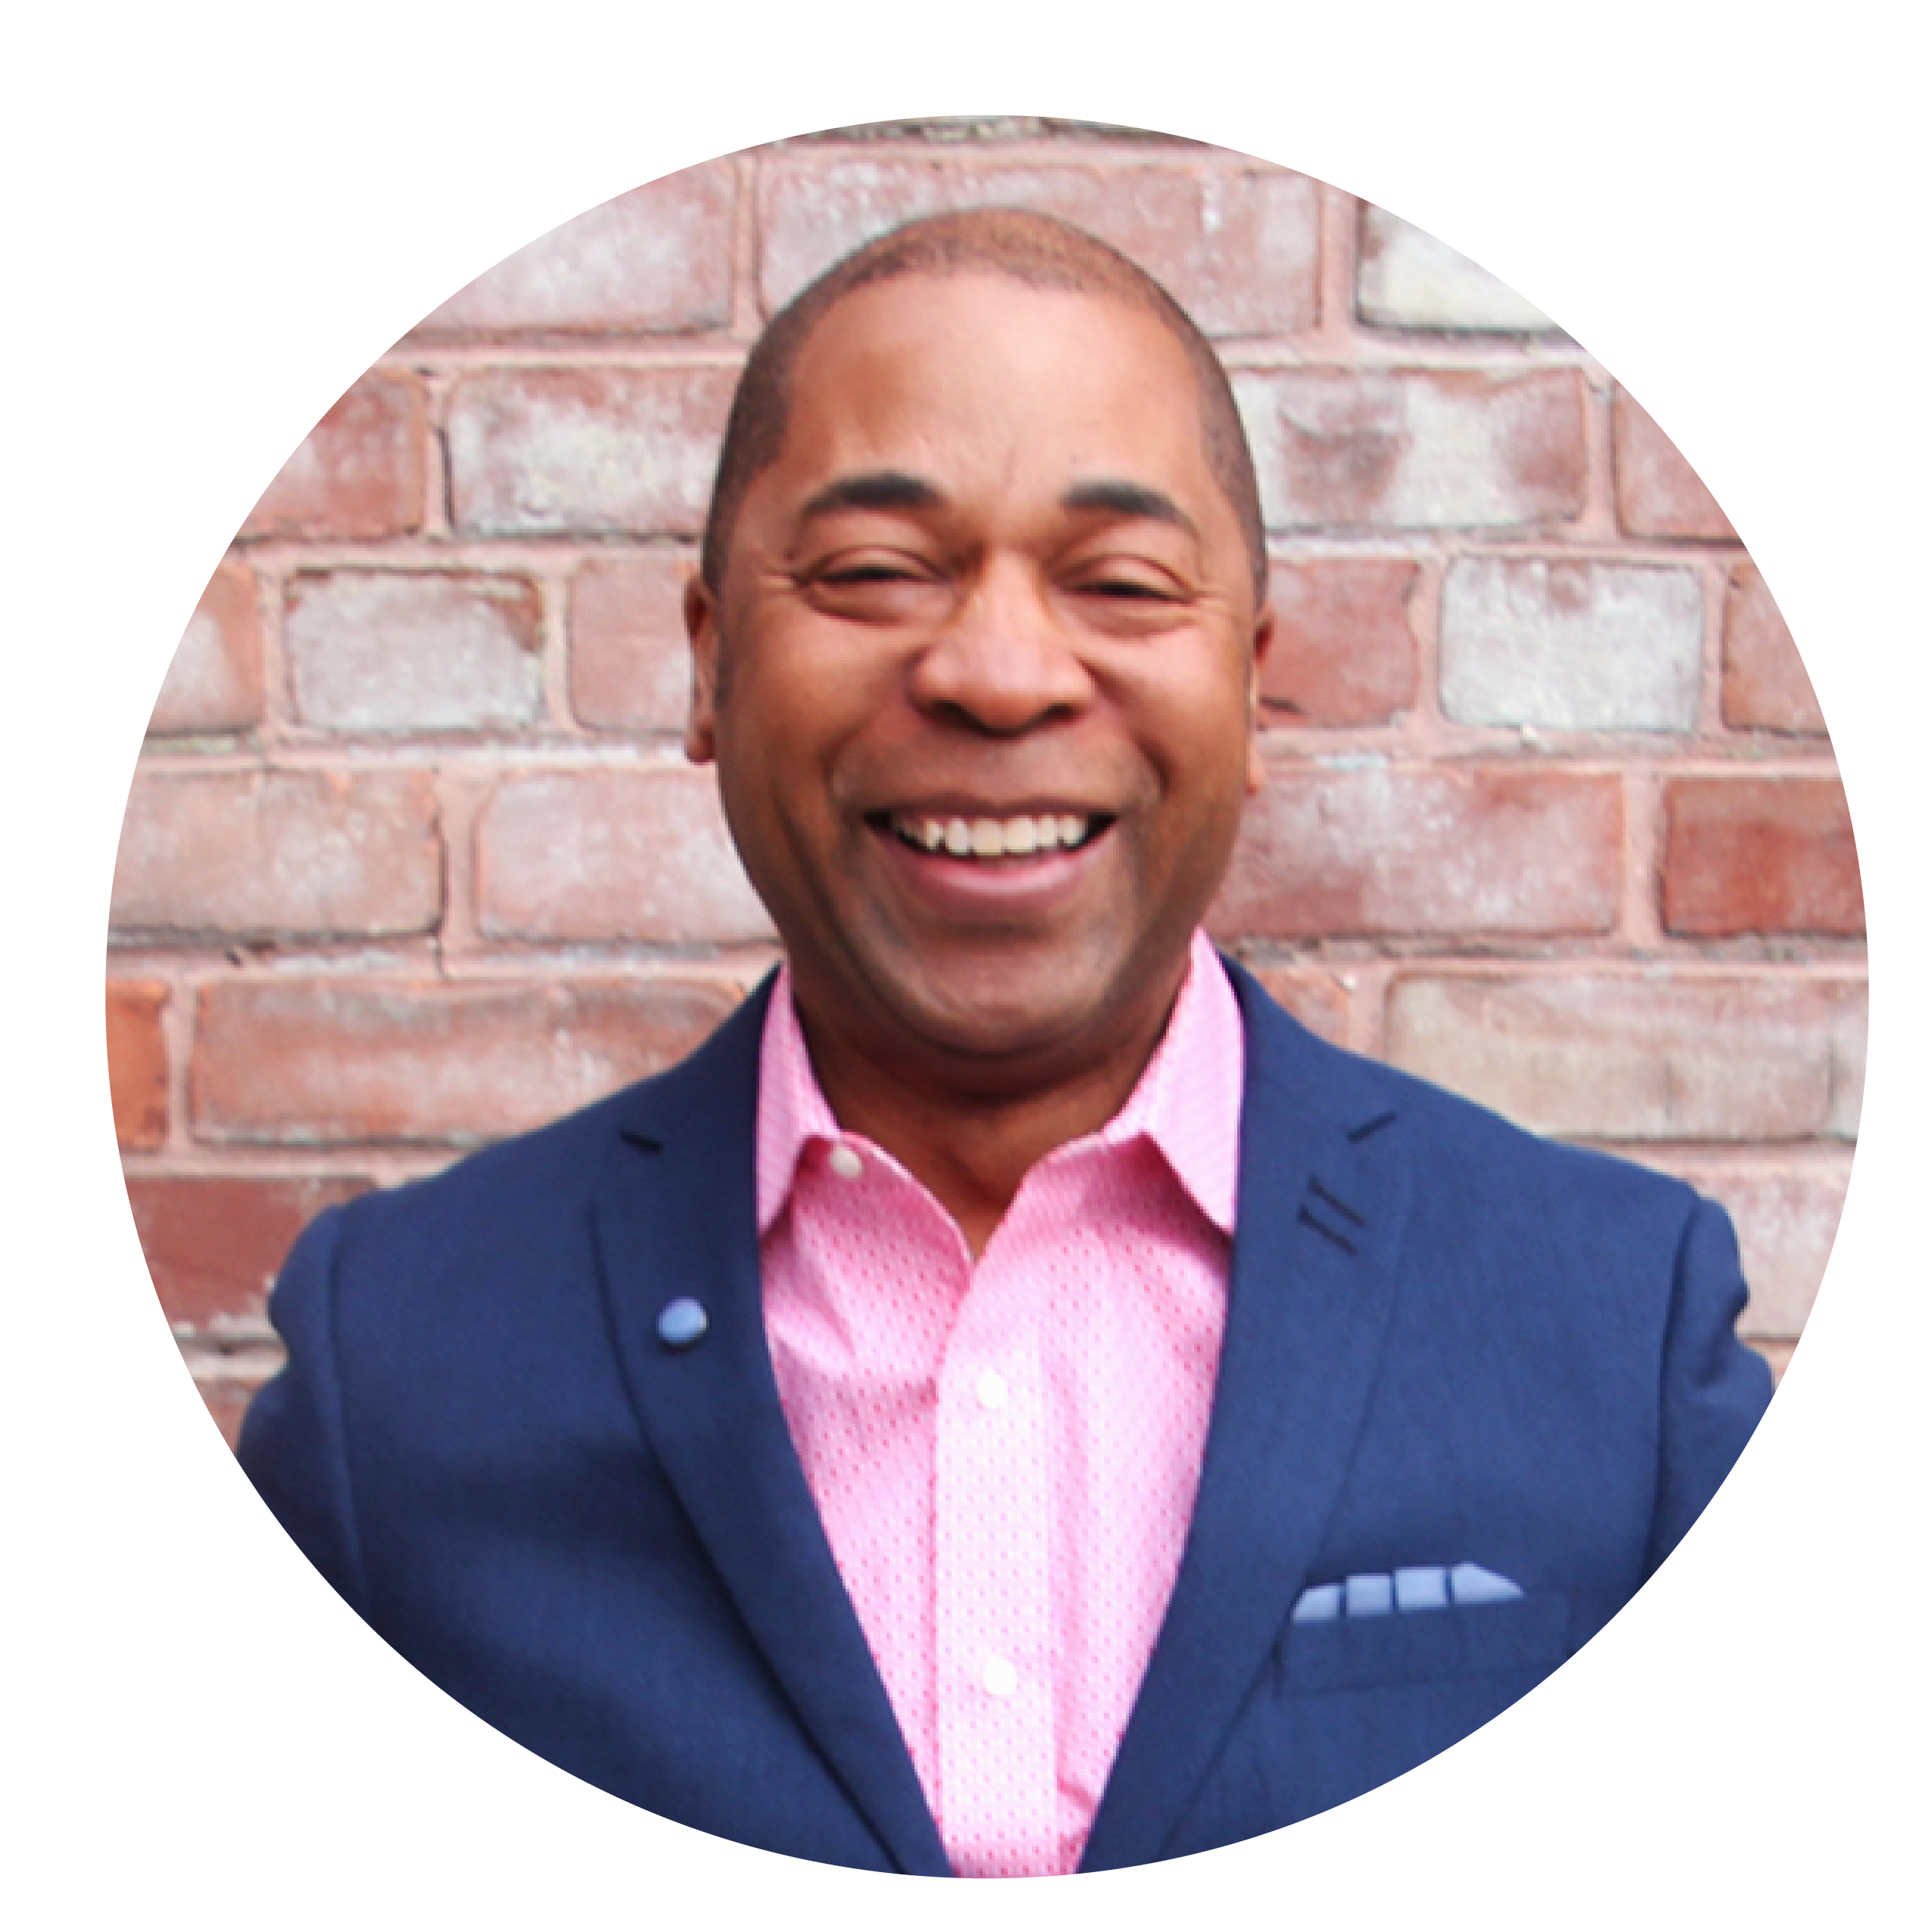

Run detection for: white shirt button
[[827, 1143, 864, 1180], [976, 1370, 1008, 1411], [981, 1656, 1019, 1698]]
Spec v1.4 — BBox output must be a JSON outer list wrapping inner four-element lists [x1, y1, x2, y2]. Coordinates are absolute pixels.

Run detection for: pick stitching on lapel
[[1080, 963, 1416, 1872], [587, 983, 952, 1878]]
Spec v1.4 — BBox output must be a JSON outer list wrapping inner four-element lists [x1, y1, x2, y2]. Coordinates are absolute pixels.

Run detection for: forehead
[[774, 270, 1218, 493]]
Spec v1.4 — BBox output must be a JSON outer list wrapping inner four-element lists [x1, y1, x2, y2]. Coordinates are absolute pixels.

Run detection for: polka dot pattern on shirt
[[758, 930, 1243, 1879]]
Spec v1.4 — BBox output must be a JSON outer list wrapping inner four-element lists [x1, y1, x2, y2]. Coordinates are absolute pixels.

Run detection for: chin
[[885, 956, 1140, 1067]]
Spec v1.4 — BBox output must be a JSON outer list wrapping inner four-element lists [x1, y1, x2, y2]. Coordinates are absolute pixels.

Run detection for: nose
[[905, 559, 1096, 736]]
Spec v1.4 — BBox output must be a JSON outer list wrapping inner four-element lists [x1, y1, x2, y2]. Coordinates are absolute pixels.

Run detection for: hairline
[[699, 242, 1269, 611]]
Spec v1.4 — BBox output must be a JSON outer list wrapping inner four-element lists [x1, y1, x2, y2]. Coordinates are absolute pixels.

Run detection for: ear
[[683, 571, 720, 765], [1245, 603, 1274, 796]]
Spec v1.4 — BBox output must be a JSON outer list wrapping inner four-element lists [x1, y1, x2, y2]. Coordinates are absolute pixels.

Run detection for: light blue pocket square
[[1290, 1562, 1523, 1623]]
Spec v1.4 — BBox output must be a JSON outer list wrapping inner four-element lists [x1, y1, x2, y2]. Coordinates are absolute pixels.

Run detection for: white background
[[5, 2, 1924, 1924]]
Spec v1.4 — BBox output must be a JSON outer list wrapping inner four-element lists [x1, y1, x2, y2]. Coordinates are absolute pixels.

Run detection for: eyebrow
[[796, 470, 1202, 544], [799, 470, 946, 520], [1059, 479, 1201, 540]]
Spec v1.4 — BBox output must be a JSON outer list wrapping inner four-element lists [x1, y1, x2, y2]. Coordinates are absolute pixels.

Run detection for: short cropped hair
[[699, 208, 1269, 608]]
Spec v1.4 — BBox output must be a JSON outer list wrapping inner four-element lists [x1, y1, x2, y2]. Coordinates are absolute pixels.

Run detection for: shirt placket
[[930, 1246, 1057, 1877]]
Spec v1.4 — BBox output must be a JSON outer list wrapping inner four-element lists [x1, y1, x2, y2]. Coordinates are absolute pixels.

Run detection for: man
[[239, 209, 1771, 1878]]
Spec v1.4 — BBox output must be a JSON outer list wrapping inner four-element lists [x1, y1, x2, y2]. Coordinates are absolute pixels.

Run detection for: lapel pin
[[657, 1297, 709, 1349]]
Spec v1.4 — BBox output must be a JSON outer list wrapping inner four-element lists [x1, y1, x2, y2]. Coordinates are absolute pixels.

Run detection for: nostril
[[928, 698, 1084, 740]]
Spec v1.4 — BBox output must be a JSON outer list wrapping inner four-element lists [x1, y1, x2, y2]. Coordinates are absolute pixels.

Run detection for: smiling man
[[239, 211, 1772, 1878]]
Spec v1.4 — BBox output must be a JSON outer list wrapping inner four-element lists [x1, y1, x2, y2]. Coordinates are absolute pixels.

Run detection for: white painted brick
[[1830, 997, 1865, 1137], [448, 368, 736, 537], [1233, 370, 1584, 530], [286, 573, 542, 733], [150, 558, 259, 735], [1440, 557, 1704, 732], [111, 771, 442, 939], [475, 768, 774, 946], [1656, 1161, 1854, 1336], [758, 158, 1321, 336], [1385, 974, 1867, 1142], [1357, 208, 1556, 332], [414, 166, 735, 336]]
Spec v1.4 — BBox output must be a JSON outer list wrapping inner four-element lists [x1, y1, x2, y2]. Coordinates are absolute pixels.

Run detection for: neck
[[792, 961, 1190, 1258]]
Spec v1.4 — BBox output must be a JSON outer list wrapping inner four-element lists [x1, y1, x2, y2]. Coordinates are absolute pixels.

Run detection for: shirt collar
[[754, 965, 845, 1236], [755, 927, 1244, 1239], [1093, 927, 1243, 1235]]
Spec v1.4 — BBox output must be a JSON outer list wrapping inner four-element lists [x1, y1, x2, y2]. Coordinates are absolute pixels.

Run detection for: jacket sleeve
[[1643, 1194, 1776, 1577], [236, 1204, 371, 1618]]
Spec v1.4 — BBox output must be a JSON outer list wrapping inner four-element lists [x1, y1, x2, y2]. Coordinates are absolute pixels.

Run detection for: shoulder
[[325, 977, 771, 1272], [1226, 961, 1751, 1414], [1227, 958, 1701, 1236]]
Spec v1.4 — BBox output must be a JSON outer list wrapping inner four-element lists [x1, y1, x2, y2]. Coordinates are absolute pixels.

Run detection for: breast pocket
[[1278, 1589, 1573, 1695], [1166, 1590, 1580, 1860]]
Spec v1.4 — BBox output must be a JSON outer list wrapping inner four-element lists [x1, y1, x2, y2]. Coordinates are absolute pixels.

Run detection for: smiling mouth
[[879, 811, 1112, 860]]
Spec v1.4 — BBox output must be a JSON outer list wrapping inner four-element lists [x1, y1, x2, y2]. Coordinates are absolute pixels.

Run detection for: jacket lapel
[[1080, 962, 1415, 1871], [587, 983, 952, 1878]]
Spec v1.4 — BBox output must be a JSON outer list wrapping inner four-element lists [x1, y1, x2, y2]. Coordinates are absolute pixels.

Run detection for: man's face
[[687, 271, 1271, 1089]]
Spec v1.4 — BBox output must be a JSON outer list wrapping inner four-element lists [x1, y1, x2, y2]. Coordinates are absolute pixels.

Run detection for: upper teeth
[[893, 813, 1093, 857]]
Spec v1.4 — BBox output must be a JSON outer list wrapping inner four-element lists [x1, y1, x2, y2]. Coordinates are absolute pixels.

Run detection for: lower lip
[[868, 822, 1112, 918]]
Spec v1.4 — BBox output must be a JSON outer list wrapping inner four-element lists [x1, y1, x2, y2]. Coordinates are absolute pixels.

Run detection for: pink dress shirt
[[757, 930, 1244, 1878]]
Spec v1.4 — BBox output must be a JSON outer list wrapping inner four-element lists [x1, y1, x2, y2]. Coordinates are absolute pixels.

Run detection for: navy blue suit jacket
[[239, 961, 1771, 1874]]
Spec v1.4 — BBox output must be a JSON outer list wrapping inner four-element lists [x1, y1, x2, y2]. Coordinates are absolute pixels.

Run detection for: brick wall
[[106, 119, 1862, 1444]]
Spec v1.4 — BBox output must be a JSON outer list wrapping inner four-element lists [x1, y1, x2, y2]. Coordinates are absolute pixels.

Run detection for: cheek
[[1137, 676, 1261, 803], [727, 612, 901, 739], [711, 669, 868, 871], [1133, 718, 1261, 883]]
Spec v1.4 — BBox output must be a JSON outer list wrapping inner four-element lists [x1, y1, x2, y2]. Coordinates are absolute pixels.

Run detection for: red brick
[[1383, 974, 1866, 1141], [1723, 562, 1826, 734], [1211, 764, 1621, 939], [475, 767, 774, 944], [1650, 1161, 1852, 1337], [1613, 389, 1736, 539], [107, 981, 168, 1150], [149, 558, 261, 736], [758, 158, 1321, 335], [569, 551, 696, 733], [1234, 369, 1586, 531], [193, 977, 739, 1144], [240, 372, 426, 541], [1259, 559, 1418, 726], [127, 1176, 370, 1332], [286, 572, 542, 733], [412, 163, 736, 337], [1662, 778, 1864, 936], [111, 770, 442, 940], [447, 367, 737, 538], [1250, 968, 1352, 1045]]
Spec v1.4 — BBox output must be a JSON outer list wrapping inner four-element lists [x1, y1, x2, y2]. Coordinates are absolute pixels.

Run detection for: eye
[[803, 545, 937, 585], [799, 549, 950, 621], [1065, 557, 1193, 622], [1084, 576, 1176, 601], [821, 561, 923, 585]]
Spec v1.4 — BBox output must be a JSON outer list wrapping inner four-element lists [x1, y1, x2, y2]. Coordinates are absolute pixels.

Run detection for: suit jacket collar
[[589, 960, 1413, 1876], [1080, 961, 1415, 1868], [588, 978, 952, 1877]]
